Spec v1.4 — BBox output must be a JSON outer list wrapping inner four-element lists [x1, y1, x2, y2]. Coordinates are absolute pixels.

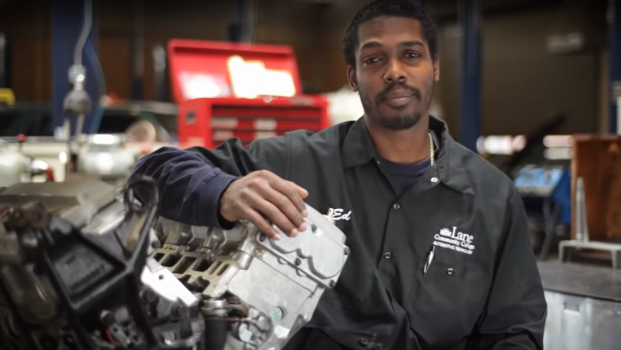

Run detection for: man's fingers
[[289, 182, 309, 217], [246, 192, 298, 237], [284, 181, 308, 217], [286, 181, 309, 198], [293, 183, 309, 198], [260, 186, 307, 232], [269, 179, 307, 215], [244, 209, 281, 240]]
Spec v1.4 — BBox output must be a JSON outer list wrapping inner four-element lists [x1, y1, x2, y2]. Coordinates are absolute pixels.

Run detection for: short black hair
[[342, 0, 438, 67]]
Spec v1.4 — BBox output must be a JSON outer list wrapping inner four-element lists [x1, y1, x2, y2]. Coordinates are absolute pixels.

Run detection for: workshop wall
[[290, 0, 608, 136], [0, 0, 323, 102], [0, 0, 51, 102], [0, 0, 609, 137], [98, 0, 236, 101], [98, 0, 324, 101], [315, 1, 608, 136], [473, 2, 606, 136]]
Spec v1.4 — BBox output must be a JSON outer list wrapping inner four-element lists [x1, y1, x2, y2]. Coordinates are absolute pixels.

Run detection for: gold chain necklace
[[429, 132, 435, 166]]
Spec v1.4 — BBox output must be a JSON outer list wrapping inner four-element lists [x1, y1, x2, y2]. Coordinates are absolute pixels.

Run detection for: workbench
[[538, 260, 621, 350]]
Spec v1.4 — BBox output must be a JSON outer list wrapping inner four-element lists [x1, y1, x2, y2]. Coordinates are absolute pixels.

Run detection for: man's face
[[348, 16, 440, 130]]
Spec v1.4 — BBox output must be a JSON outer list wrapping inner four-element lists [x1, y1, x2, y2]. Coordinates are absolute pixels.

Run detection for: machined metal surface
[[0, 179, 349, 350], [77, 142, 138, 179], [0, 179, 203, 350], [540, 261, 621, 350], [0, 141, 30, 188], [538, 260, 621, 303], [558, 176, 621, 268], [544, 290, 621, 350], [559, 240, 621, 269], [0, 181, 118, 228], [0, 181, 123, 326], [152, 205, 350, 350]]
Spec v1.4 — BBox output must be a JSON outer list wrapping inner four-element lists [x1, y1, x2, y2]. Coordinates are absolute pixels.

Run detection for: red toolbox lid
[[167, 39, 304, 103]]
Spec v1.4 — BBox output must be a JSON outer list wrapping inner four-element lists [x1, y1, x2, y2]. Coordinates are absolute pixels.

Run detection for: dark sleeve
[[130, 136, 290, 228], [467, 189, 547, 350]]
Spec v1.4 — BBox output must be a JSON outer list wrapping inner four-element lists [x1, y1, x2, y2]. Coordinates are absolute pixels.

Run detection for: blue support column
[[0, 33, 7, 88], [459, 0, 482, 151], [52, 0, 98, 137], [609, 0, 621, 133], [130, 38, 144, 100], [131, 0, 145, 100], [153, 44, 168, 101]]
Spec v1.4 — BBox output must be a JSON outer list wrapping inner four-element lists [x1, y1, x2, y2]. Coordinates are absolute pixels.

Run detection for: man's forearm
[[130, 147, 239, 227]]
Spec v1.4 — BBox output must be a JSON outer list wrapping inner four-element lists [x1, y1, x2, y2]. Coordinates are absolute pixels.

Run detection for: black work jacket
[[184, 116, 547, 350]]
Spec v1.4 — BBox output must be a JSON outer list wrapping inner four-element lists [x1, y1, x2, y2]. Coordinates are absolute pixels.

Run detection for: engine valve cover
[[152, 205, 349, 350]]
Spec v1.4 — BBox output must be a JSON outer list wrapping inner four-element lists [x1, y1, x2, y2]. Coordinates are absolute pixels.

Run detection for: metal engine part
[[76, 135, 139, 180], [0, 140, 31, 188], [0, 179, 349, 350], [152, 207, 350, 350], [0, 179, 203, 350]]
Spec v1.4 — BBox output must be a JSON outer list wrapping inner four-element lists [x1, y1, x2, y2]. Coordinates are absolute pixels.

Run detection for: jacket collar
[[341, 116, 475, 195]]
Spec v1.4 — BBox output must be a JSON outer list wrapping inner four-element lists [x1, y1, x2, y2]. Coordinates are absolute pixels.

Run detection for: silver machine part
[[559, 176, 621, 268], [76, 142, 138, 179], [0, 180, 204, 349], [0, 179, 349, 350], [0, 141, 31, 188], [0, 181, 118, 229], [152, 205, 350, 350], [141, 257, 198, 308], [544, 291, 621, 350], [0, 181, 122, 326]]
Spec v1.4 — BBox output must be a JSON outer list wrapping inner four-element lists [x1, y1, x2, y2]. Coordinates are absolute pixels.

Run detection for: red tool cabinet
[[167, 39, 330, 149]]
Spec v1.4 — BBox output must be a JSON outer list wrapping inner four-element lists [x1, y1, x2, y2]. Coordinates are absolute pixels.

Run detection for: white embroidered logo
[[331, 208, 352, 221], [433, 226, 475, 255]]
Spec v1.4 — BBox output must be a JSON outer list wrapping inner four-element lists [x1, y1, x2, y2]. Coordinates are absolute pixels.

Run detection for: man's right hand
[[219, 170, 309, 240]]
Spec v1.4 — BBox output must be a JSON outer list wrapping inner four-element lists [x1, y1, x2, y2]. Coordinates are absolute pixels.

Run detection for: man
[[131, 1, 547, 349]]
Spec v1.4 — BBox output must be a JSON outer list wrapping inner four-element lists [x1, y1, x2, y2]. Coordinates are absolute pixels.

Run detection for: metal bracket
[[559, 240, 621, 269], [559, 177, 621, 268]]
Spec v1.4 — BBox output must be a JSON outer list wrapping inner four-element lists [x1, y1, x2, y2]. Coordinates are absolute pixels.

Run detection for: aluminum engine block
[[152, 206, 350, 350]]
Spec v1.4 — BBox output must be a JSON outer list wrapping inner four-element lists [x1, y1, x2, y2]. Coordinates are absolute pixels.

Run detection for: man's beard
[[361, 82, 433, 131], [377, 112, 422, 130]]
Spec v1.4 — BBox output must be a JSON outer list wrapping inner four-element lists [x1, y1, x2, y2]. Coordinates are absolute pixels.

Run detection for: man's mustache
[[376, 83, 421, 102]]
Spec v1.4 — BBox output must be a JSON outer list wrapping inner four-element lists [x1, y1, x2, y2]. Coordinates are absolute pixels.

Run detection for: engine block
[[152, 206, 349, 350], [0, 179, 349, 350]]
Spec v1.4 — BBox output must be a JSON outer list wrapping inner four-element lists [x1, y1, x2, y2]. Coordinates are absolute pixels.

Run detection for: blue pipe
[[459, 0, 482, 151], [609, 0, 621, 133], [85, 37, 107, 134], [51, 0, 98, 137], [0, 33, 7, 88]]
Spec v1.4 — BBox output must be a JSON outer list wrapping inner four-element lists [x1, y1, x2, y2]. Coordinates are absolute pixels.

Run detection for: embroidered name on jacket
[[433, 227, 475, 255], [331, 208, 352, 221]]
